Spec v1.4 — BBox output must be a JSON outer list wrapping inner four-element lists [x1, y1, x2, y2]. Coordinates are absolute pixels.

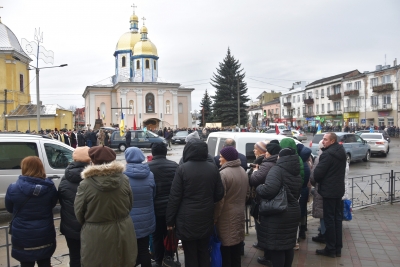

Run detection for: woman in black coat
[[256, 148, 302, 267], [58, 147, 91, 267]]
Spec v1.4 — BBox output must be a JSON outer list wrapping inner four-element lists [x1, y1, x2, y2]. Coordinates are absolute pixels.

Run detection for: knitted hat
[[73, 146, 91, 163], [220, 146, 238, 161], [255, 141, 267, 153], [270, 139, 280, 145], [266, 143, 281, 155], [279, 147, 296, 157], [89, 146, 116, 165], [152, 142, 167, 156], [185, 131, 200, 143]]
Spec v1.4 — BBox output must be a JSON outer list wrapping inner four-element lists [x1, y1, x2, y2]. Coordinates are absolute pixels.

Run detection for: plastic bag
[[343, 199, 352, 221], [209, 226, 222, 267]]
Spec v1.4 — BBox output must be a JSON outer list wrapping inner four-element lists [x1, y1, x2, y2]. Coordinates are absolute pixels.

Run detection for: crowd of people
[[5, 130, 348, 267]]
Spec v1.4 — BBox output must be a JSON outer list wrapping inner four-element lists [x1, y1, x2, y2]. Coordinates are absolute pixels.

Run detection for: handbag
[[162, 229, 181, 267], [209, 226, 222, 267], [343, 199, 352, 221], [162, 251, 181, 267], [258, 183, 288, 216], [8, 196, 32, 235]]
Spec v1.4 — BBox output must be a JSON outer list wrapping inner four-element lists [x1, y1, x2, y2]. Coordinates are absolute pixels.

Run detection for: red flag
[[275, 124, 280, 134], [133, 115, 137, 130]]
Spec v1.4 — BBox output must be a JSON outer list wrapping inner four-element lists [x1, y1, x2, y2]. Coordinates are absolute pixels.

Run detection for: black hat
[[152, 143, 167, 156], [266, 143, 281, 155], [279, 147, 296, 157]]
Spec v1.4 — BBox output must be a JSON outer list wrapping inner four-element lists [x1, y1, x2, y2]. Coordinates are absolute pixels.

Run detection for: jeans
[[323, 198, 343, 254], [182, 237, 210, 267], [65, 237, 81, 267], [136, 236, 152, 267], [20, 258, 51, 267], [221, 243, 242, 267]]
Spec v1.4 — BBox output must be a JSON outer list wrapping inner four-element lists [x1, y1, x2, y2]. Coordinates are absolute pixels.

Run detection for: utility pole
[[202, 107, 205, 127], [237, 77, 240, 127], [3, 89, 7, 131]]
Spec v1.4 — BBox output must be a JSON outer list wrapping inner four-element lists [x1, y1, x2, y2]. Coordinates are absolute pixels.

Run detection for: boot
[[299, 225, 306, 239], [312, 233, 326, 243]]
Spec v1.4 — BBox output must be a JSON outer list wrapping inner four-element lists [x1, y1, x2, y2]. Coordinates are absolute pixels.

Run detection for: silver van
[[0, 133, 74, 210]]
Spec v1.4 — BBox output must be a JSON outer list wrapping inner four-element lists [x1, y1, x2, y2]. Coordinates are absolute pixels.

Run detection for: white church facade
[[82, 8, 194, 130]]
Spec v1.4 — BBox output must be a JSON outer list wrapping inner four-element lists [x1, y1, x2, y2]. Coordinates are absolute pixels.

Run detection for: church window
[[20, 74, 24, 92], [166, 100, 170, 114], [145, 59, 150, 69], [154, 60, 157, 70], [136, 60, 140, 70], [145, 93, 155, 113], [100, 103, 106, 120], [178, 103, 183, 114], [129, 100, 134, 115], [122, 56, 126, 67]]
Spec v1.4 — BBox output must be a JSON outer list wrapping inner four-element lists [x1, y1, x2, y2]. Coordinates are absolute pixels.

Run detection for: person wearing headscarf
[[214, 146, 249, 267], [124, 147, 156, 267], [74, 146, 137, 267], [256, 148, 302, 267]]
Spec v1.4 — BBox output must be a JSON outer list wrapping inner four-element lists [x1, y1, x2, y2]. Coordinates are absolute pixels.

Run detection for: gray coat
[[310, 156, 323, 219]]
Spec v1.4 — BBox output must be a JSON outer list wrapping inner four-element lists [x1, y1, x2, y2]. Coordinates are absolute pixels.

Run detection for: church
[[83, 7, 194, 130]]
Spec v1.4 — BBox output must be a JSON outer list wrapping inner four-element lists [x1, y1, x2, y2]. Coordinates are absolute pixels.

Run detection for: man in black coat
[[166, 139, 224, 267], [125, 130, 132, 148], [213, 138, 247, 171], [314, 132, 346, 258], [77, 131, 86, 147], [147, 143, 178, 266]]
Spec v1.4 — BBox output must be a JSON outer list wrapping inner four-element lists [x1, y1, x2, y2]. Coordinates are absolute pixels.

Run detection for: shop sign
[[378, 111, 390, 117]]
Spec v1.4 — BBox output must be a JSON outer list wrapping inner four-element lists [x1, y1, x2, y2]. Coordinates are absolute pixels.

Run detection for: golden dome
[[140, 26, 148, 34], [133, 40, 158, 56], [115, 31, 141, 51], [130, 14, 138, 21]]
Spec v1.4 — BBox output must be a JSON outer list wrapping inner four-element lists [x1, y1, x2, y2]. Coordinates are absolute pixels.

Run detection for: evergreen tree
[[199, 89, 213, 127], [210, 48, 250, 127]]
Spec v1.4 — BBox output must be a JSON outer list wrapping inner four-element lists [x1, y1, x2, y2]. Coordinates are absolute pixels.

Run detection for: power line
[[247, 77, 290, 89]]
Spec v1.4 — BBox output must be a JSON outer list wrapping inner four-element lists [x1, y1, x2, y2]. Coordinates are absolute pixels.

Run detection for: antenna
[[385, 54, 386, 66]]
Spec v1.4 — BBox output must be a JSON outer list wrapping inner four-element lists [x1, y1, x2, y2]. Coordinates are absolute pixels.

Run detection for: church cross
[[142, 16, 146, 25], [131, 3, 137, 14], [0, 6, 3, 22]]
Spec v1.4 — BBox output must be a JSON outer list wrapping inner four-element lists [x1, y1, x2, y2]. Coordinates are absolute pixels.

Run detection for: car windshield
[[312, 134, 324, 144], [175, 131, 188, 137], [146, 131, 158, 138], [361, 134, 382, 139]]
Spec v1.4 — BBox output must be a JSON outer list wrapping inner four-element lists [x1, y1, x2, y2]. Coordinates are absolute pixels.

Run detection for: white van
[[207, 132, 300, 164], [0, 133, 75, 210], [268, 123, 287, 133]]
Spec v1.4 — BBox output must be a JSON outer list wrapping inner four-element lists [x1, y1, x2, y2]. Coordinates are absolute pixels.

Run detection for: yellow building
[[0, 19, 32, 131]]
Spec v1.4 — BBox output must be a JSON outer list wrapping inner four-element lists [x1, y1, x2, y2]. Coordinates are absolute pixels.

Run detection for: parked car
[[292, 130, 307, 141], [172, 131, 189, 144], [280, 129, 294, 138], [265, 129, 277, 134], [100, 126, 119, 132], [0, 133, 74, 210], [309, 132, 370, 163], [360, 133, 389, 156], [109, 130, 167, 152], [356, 130, 390, 143]]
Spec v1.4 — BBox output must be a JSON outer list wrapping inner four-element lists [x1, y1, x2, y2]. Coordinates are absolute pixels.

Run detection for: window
[[388, 118, 394, 126], [297, 108, 300, 116], [178, 103, 183, 113], [292, 96, 295, 103], [355, 98, 360, 107], [145, 59, 150, 69], [307, 92, 313, 98], [286, 97, 290, 103], [378, 118, 384, 127], [327, 87, 330, 96], [245, 143, 257, 162], [315, 90, 318, 98], [154, 60, 157, 70], [383, 94, 391, 106], [355, 81, 361, 90], [302, 94, 305, 100], [44, 143, 73, 169], [165, 100, 171, 114], [321, 89, 324, 98], [275, 108, 278, 114], [282, 109, 285, 116], [297, 95, 300, 102], [345, 135, 357, 143], [122, 56, 126, 67], [316, 104, 319, 114], [136, 60, 140, 69], [371, 96, 379, 106], [308, 106, 313, 114], [321, 104, 325, 113], [327, 103, 330, 112], [129, 100, 134, 115], [334, 101, 341, 111], [302, 106, 306, 114], [346, 83, 352, 90], [145, 93, 155, 113], [20, 74, 24, 92], [382, 75, 391, 84], [207, 137, 218, 157], [371, 77, 378, 87], [0, 142, 38, 170], [333, 84, 341, 94]]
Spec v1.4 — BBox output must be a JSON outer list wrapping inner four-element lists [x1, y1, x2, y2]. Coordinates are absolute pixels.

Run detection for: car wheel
[[346, 153, 351, 164], [362, 150, 370, 162], [119, 144, 126, 152]]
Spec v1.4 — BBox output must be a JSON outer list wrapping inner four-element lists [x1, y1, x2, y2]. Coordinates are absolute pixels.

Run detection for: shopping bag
[[209, 226, 222, 267], [164, 229, 179, 252], [343, 199, 352, 221]]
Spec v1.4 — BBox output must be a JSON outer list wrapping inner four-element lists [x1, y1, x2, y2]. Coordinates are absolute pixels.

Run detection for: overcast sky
[[2, 0, 400, 112]]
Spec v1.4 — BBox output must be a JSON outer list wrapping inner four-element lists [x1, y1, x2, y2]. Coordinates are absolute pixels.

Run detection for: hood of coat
[[276, 154, 300, 176], [124, 162, 151, 179], [182, 139, 208, 162], [16, 175, 55, 197], [280, 138, 298, 154], [220, 158, 241, 171], [81, 161, 126, 192], [124, 147, 145, 163], [64, 161, 88, 184], [262, 154, 279, 164], [296, 143, 312, 162], [322, 142, 347, 161]]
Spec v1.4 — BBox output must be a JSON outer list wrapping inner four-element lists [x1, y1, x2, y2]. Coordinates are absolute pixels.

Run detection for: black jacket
[[125, 131, 132, 145], [166, 139, 224, 240], [147, 155, 178, 217], [58, 161, 88, 240], [77, 132, 85, 146], [214, 153, 248, 171], [314, 142, 346, 198], [256, 154, 302, 251]]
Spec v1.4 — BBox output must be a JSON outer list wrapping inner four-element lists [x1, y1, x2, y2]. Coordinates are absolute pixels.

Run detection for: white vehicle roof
[[207, 132, 300, 143]]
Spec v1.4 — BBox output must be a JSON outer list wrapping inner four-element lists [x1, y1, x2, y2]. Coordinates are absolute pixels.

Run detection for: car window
[[137, 131, 146, 139], [112, 132, 125, 141], [207, 137, 218, 157], [0, 142, 39, 170], [175, 131, 188, 137], [245, 143, 256, 162], [146, 131, 158, 138], [217, 138, 227, 155], [354, 135, 363, 143], [44, 143, 73, 169], [312, 134, 324, 144], [345, 135, 357, 143], [360, 134, 382, 139]]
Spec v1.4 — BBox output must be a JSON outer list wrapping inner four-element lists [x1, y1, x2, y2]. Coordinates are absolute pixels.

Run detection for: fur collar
[[81, 161, 125, 179]]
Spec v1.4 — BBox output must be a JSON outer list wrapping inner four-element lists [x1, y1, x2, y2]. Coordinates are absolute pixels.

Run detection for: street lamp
[[29, 64, 68, 132]]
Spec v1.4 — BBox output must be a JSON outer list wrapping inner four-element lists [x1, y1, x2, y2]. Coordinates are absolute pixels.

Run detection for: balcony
[[283, 102, 291, 107], [372, 83, 394, 93], [328, 93, 342, 101], [371, 104, 392, 111], [303, 112, 314, 117], [303, 98, 314, 105], [344, 90, 359, 97], [283, 115, 292, 119], [327, 110, 342, 115], [344, 107, 360, 112]]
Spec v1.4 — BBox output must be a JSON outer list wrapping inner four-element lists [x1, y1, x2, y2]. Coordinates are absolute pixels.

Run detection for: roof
[[307, 70, 359, 87], [7, 104, 69, 117], [0, 22, 30, 59], [281, 86, 305, 96], [263, 98, 280, 105]]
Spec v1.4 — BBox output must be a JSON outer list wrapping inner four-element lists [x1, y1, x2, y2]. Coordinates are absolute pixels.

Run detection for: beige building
[[83, 9, 194, 130]]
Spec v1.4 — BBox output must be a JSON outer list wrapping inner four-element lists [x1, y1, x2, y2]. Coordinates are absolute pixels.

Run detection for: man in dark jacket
[[213, 138, 247, 171], [147, 143, 178, 266], [77, 131, 86, 147], [125, 130, 132, 148], [166, 139, 224, 267], [314, 132, 346, 258]]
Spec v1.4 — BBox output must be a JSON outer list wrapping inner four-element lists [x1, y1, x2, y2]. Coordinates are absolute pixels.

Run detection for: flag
[[317, 124, 322, 134], [275, 124, 279, 134], [119, 113, 125, 137], [133, 115, 137, 130]]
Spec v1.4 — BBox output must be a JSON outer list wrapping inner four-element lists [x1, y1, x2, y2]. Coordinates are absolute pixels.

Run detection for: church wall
[[95, 95, 112, 126], [178, 96, 189, 128], [117, 53, 130, 79]]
